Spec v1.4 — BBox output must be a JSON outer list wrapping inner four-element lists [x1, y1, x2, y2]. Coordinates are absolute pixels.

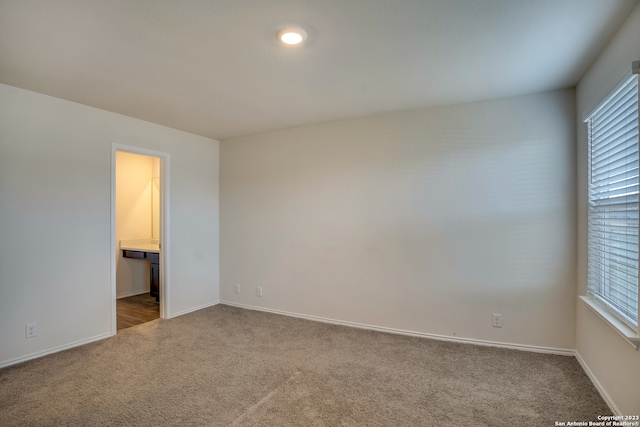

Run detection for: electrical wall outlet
[[492, 313, 502, 328], [256, 287, 263, 297], [234, 284, 240, 294], [26, 323, 37, 338]]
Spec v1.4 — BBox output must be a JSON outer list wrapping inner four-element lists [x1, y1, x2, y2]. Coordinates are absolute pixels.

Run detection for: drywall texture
[[576, 2, 640, 415], [221, 89, 577, 350], [116, 151, 154, 298], [0, 84, 220, 366]]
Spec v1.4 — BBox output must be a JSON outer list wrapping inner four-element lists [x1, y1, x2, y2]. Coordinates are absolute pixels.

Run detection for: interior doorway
[[111, 143, 170, 334]]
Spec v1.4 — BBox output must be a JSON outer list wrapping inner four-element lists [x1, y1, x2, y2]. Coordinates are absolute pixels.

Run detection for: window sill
[[580, 296, 640, 350]]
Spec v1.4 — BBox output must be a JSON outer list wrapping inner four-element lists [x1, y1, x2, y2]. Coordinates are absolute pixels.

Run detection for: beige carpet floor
[[0, 305, 610, 426]]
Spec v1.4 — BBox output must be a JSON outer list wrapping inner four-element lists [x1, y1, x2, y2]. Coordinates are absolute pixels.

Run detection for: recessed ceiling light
[[276, 27, 307, 45]]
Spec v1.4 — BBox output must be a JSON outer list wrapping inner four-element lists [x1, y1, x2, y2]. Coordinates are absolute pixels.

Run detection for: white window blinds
[[587, 73, 639, 328]]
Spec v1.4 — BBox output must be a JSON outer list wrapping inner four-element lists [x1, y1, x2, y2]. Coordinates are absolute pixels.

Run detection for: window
[[587, 71, 639, 335]]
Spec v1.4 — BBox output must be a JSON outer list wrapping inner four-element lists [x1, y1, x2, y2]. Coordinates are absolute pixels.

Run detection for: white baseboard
[[574, 351, 621, 415], [0, 332, 113, 369], [116, 289, 150, 299], [219, 301, 575, 356], [170, 300, 220, 318]]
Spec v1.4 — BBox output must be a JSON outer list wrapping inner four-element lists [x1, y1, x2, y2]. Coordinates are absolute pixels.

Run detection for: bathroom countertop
[[120, 239, 160, 253]]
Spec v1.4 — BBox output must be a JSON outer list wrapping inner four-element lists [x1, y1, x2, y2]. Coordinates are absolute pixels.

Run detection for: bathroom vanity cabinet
[[122, 248, 160, 302]]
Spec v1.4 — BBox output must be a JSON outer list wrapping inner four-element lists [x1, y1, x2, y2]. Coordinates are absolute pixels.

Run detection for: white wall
[[0, 84, 220, 367], [116, 151, 154, 298], [576, 3, 640, 415], [221, 89, 576, 350]]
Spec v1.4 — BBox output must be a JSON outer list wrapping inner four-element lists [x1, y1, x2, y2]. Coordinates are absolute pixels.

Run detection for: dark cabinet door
[[150, 262, 159, 302]]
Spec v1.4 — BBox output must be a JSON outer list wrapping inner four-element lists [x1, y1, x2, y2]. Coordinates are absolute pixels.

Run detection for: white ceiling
[[1, 0, 638, 141]]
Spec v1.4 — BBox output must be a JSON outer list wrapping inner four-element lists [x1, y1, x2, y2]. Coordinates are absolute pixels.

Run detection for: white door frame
[[110, 143, 171, 334]]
